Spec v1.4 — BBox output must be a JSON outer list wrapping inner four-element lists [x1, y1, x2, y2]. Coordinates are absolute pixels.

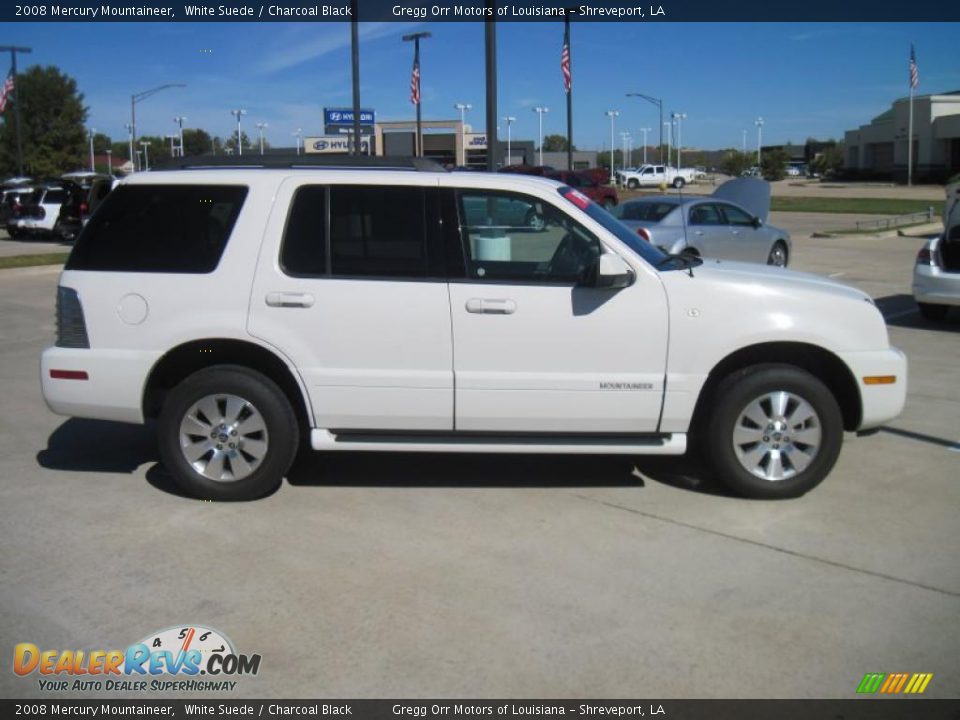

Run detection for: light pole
[[639, 127, 651, 164], [105, 149, 113, 177], [402, 31, 432, 158], [664, 121, 672, 168], [454, 102, 471, 166], [130, 83, 185, 171], [605, 110, 619, 182], [755, 117, 764, 168], [230, 109, 247, 156], [173, 116, 187, 157], [620, 131, 630, 171], [672, 112, 687, 169], [742, 129, 747, 154], [124, 124, 135, 170], [293, 128, 303, 155], [88, 128, 96, 173], [256, 122, 268, 155], [167, 134, 177, 158], [626, 93, 663, 165], [503, 116, 516, 165], [139, 141, 151, 171], [533, 106, 549, 167]]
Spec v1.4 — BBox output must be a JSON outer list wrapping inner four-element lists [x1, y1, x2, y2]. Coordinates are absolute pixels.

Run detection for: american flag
[[410, 56, 421, 105], [909, 44, 919, 89], [0, 71, 14, 114], [561, 40, 571, 93]]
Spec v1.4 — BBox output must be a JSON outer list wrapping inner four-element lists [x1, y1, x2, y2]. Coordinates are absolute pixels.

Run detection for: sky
[[6, 21, 959, 152]]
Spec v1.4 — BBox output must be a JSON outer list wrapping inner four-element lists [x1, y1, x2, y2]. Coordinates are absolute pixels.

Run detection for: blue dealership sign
[[324, 108, 375, 126]]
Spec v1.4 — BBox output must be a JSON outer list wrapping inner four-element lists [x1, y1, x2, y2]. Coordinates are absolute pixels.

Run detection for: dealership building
[[304, 107, 595, 169], [844, 91, 960, 181]]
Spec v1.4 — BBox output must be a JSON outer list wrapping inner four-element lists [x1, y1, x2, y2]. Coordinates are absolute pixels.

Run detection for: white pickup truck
[[620, 164, 698, 189]]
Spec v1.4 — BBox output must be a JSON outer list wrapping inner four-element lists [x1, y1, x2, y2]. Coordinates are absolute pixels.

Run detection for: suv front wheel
[[158, 365, 299, 500], [705, 365, 843, 499]]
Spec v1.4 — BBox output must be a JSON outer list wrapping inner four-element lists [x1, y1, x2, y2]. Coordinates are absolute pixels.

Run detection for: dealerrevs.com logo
[[13, 625, 261, 692]]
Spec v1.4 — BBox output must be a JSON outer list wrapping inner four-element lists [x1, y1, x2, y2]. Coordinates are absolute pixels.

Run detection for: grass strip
[[0, 253, 69, 269]]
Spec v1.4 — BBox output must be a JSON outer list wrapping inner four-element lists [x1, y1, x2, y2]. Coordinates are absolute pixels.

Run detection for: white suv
[[41, 159, 907, 501]]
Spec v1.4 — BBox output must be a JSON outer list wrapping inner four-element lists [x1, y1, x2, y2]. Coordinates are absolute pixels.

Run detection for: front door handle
[[465, 298, 517, 315], [265, 292, 315, 308]]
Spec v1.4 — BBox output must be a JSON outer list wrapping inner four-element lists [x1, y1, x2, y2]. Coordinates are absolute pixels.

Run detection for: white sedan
[[913, 181, 960, 321]]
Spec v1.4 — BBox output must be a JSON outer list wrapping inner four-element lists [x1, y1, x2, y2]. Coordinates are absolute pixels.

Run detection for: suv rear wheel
[[158, 365, 299, 500], [706, 365, 843, 499]]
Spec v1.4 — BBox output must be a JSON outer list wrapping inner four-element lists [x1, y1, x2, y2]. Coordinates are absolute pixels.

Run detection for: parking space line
[[828, 272, 846, 278], [883, 308, 918, 320]]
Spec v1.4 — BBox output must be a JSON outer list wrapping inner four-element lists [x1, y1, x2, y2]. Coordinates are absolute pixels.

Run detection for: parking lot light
[[230, 109, 247, 157], [605, 110, 619, 182], [755, 117, 764, 169], [130, 83, 185, 172], [139, 140, 151, 171], [503, 116, 516, 166], [256, 122, 268, 155], [672, 112, 687, 170], [626, 93, 663, 164], [455, 103, 472, 166], [533, 106, 549, 167], [88, 128, 96, 173], [293, 128, 303, 155]]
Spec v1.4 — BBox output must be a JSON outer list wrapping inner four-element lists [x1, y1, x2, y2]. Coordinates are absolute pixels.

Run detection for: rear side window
[[66, 185, 247, 273], [44, 190, 68, 204], [613, 201, 677, 222], [281, 185, 428, 278]]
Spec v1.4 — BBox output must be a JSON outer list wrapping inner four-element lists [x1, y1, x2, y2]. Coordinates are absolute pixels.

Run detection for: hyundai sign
[[306, 136, 372, 154], [324, 108, 375, 126]]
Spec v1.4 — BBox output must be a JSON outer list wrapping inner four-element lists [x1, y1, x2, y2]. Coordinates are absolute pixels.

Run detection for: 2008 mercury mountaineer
[[40, 159, 907, 500]]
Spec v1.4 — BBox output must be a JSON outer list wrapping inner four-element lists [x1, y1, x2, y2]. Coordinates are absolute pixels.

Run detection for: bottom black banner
[[2, 700, 959, 720]]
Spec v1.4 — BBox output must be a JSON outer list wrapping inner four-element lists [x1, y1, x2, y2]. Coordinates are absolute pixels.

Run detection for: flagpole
[[908, 84, 914, 187], [403, 32, 431, 158], [1, 45, 32, 177], [563, 10, 574, 172]]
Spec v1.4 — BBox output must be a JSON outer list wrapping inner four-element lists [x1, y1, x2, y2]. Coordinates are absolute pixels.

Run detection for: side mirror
[[585, 253, 635, 289], [752, 216, 763, 228]]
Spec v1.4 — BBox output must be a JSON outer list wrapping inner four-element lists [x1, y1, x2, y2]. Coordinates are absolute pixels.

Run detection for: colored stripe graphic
[[857, 672, 933, 694]]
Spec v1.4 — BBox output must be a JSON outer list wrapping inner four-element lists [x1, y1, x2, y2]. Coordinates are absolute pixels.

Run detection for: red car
[[546, 170, 618, 209]]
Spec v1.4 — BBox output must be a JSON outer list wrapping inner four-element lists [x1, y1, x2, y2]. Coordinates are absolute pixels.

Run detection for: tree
[[541, 134, 575, 152], [91, 132, 112, 155], [811, 143, 844, 177], [224, 131, 252, 153], [720, 150, 754, 177], [760, 147, 790, 181], [0, 65, 87, 177], [182, 128, 213, 157]]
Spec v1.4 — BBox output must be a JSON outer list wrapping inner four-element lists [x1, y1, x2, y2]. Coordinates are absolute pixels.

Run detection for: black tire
[[705, 365, 843, 499], [627, 179, 639, 190], [673, 177, 686, 189], [918, 302, 949, 322], [158, 365, 299, 501], [766, 241, 789, 267]]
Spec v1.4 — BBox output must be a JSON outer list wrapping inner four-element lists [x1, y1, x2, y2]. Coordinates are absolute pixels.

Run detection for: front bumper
[[836, 347, 908, 431]]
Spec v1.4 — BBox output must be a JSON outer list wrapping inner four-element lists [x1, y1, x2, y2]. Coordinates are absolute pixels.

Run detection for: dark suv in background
[[57, 175, 115, 241]]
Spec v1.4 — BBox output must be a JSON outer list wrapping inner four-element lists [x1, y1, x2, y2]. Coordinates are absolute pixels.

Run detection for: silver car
[[913, 181, 960, 321], [610, 178, 792, 266]]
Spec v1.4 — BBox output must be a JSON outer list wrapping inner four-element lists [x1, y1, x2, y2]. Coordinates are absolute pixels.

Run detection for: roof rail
[[150, 154, 447, 173]]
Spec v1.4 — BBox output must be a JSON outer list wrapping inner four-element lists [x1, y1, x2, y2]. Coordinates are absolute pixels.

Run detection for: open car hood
[[945, 181, 960, 238], [713, 177, 771, 223]]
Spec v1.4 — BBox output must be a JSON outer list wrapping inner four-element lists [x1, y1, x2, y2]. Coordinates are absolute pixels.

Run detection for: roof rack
[[150, 154, 447, 173]]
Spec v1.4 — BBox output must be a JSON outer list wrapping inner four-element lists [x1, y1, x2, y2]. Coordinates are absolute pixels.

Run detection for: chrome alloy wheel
[[768, 244, 787, 267], [731, 391, 821, 481], [178, 393, 269, 482]]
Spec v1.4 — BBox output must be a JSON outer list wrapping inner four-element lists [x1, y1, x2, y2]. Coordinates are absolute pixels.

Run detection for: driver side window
[[457, 191, 601, 284]]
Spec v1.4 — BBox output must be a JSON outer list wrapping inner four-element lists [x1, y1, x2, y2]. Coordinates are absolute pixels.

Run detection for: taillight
[[79, 202, 89, 217], [636, 227, 651, 242], [916, 246, 937, 267], [56, 287, 90, 349]]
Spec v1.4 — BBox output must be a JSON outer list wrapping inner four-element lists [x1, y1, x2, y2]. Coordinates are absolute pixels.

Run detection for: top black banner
[[3, 0, 959, 22]]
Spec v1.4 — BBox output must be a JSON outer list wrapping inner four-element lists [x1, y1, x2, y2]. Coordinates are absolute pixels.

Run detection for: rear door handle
[[694, 230, 704, 236], [265, 292, 315, 308], [465, 298, 516, 315]]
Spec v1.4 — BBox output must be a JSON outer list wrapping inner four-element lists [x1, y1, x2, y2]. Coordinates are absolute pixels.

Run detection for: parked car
[[9, 185, 69, 239], [610, 178, 791, 266], [545, 170, 618, 208], [41, 158, 905, 501], [1, 185, 35, 227], [913, 180, 960, 321], [56, 175, 115, 241]]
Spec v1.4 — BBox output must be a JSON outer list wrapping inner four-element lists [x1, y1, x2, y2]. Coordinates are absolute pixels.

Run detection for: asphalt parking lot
[[0, 216, 958, 700]]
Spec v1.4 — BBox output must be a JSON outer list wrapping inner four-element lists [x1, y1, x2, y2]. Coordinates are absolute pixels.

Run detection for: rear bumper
[[913, 266, 960, 306], [836, 347, 908, 430], [40, 347, 160, 424]]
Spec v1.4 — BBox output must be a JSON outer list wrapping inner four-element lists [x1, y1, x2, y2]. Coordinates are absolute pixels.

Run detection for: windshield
[[557, 187, 669, 267]]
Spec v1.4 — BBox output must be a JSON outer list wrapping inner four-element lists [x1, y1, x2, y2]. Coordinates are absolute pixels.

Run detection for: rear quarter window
[[66, 184, 248, 273]]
